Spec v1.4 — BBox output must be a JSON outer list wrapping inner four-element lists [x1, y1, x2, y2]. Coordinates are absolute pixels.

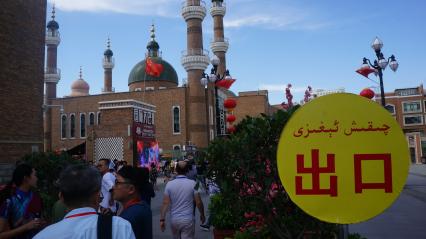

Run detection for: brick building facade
[[0, 0, 47, 165], [377, 85, 426, 164], [45, 1, 274, 164]]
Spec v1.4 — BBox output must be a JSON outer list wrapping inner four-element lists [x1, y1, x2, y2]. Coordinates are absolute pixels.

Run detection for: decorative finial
[[79, 66, 82, 79], [150, 23, 156, 41], [107, 37, 111, 49], [52, 3, 56, 20]]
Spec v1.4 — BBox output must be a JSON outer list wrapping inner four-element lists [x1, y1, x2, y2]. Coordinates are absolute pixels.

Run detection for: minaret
[[181, 0, 210, 148], [210, 0, 228, 75], [102, 37, 115, 93], [44, 4, 61, 151], [45, 4, 61, 98]]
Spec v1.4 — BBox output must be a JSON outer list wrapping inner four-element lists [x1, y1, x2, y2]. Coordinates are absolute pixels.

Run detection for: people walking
[[33, 165, 135, 239], [0, 164, 45, 239], [113, 166, 152, 239], [140, 167, 155, 206], [97, 158, 117, 214], [160, 161, 205, 239], [149, 163, 158, 190], [200, 179, 220, 232]]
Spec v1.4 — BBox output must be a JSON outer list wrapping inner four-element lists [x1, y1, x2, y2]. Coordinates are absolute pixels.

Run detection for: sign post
[[277, 93, 409, 228]]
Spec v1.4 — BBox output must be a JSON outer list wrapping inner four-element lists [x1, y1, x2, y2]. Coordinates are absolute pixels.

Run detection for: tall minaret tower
[[102, 38, 115, 93], [44, 4, 61, 151], [210, 0, 228, 75], [181, 0, 210, 148]]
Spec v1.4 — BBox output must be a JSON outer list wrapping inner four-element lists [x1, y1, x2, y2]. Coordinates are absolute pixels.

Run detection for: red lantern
[[224, 98, 237, 110], [360, 88, 375, 99], [227, 125, 236, 133], [226, 114, 236, 123]]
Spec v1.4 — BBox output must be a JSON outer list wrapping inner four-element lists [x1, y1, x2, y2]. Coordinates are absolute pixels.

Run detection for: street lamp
[[200, 54, 233, 136], [361, 37, 399, 107]]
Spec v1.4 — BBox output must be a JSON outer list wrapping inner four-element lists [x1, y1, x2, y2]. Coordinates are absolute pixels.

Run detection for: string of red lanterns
[[224, 98, 237, 134]]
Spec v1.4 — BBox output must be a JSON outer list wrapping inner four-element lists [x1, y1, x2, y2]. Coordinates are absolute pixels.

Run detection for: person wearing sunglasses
[[113, 166, 152, 239]]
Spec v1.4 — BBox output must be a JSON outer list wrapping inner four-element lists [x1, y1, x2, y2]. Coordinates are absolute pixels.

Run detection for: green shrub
[[22, 152, 86, 221], [206, 109, 339, 238]]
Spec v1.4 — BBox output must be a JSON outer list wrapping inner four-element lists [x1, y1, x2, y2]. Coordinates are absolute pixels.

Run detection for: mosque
[[44, 0, 275, 164]]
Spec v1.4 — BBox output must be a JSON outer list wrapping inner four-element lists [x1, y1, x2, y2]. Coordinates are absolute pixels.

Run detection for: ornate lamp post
[[200, 55, 234, 136], [361, 37, 399, 107]]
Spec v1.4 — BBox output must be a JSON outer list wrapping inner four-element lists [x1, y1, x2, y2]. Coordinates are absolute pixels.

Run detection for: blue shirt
[[120, 202, 152, 239], [0, 189, 43, 239]]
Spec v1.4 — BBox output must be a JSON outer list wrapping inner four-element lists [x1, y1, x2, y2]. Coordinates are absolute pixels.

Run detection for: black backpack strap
[[97, 214, 113, 239]]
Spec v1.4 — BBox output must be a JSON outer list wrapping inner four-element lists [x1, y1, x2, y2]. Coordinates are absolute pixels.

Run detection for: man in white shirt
[[160, 161, 205, 239], [34, 165, 135, 239], [97, 158, 117, 214]]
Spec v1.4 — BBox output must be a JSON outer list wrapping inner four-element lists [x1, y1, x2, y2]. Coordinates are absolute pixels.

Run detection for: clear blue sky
[[49, 0, 426, 105]]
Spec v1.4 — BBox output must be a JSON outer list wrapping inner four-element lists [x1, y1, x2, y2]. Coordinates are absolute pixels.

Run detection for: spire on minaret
[[52, 3, 56, 20], [104, 37, 113, 57], [47, 3, 59, 30], [79, 66, 83, 79], [150, 23, 156, 42], [147, 24, 160, 57]]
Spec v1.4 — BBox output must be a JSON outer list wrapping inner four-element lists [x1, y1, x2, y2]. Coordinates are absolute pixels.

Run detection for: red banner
[[133, 122, 156, 141]]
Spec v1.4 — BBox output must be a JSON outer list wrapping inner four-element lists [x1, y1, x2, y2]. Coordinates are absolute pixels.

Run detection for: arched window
[[61, 115, 67, 139], [173, 145, 181, 151], [97, 112, 101, 125], [70, 114, 75, 138], [80, 114, 86, 138], [89, 113, 95, 125], [172, 106, 180, 134]]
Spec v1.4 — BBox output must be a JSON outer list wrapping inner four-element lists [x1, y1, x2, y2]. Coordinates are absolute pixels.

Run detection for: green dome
[[128, 57, 178, 86]]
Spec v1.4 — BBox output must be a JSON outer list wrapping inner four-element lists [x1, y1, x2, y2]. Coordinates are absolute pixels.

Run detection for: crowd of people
[[0, 157, 212, 239]]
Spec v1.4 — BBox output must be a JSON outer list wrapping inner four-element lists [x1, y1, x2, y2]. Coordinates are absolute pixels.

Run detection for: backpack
[[97, 214, 113, 239]]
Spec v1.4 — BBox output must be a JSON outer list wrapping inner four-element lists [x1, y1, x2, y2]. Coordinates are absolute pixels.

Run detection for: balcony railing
[[182, 0, 206, 8], [44, 67, 61, 75], [46, 30, 60, 38], [212, 1, 226, 7], [181, 48, 209, 57], [211, 37, 229, 43]]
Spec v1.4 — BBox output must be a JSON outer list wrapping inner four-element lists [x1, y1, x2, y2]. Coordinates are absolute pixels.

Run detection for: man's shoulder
[[33, 221, 67, 238], [165, 177, 196, 190], [120, 203, 152, 220], [103, 172, 116, 179]]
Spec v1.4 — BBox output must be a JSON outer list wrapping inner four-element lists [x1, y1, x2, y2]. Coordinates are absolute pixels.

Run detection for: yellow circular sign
[[277, 93, 410, 224]]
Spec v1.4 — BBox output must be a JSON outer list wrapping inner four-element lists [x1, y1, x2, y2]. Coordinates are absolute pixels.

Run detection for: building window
[[70, 114, 76, 138], [173, 145, 181, 151], [402, 101, 422, 113], [172, 106, 180, 134], [403, 114, 423, 126], [396, 88, 418, 96], [210, 129, 214, 141], [385, 104, 395, 114], [97, 112, 101, 125], [89, 112, 95, 126], [80, 113, 86, 138], [61, 114, 67, 139]]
